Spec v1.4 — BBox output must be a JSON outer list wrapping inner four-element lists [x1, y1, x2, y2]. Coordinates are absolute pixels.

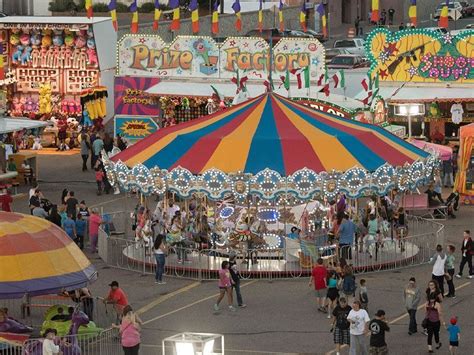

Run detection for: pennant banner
[[316, 3, 327, 38], [153, 0, 162, 31], [371, 0, 379, 23], [85, 0, 93, 18], [211, 0, 219, 34], [170, 0, 180, 31], [189, 0, 199, 33], [438, 0, 449, 29], [258, 0, 263, 32], [278, 0, 284, 32], [300, 1, 307, 32], [108, 0, 118, 32], [232, 0, 242, 31], [408, 0, 417, 27], [129, 0, 139, 34]]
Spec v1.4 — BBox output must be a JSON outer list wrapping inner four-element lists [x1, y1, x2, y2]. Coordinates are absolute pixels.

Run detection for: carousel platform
[[120, 238, 421, 279]]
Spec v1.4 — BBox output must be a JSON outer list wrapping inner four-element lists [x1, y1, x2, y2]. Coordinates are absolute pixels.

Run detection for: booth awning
[[365, 86, 474, 103], [0, 118, 52, 134]]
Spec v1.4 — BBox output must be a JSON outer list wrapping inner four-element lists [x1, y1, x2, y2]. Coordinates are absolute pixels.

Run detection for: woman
[[425, 280, 443, 303], [61, 189, 69, 205], [214, 261, 235, 312], [195, 214, 211, 249], [80, 132, 90, 172], [48, 204, 62, 227], [325, 271, 339, 319], [425, 293, 445, 353], [113, 305, 142, 355], [153, 234, 167, 284], [342, 265, 356, 304]]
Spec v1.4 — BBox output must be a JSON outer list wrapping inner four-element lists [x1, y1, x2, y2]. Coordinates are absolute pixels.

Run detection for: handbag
[[421, 318, 428, 329]]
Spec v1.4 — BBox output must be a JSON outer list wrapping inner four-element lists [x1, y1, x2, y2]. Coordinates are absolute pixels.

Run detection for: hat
[[450, 317, 457, 325], [109, 281, 119, 287], [375, 310, 386, 317]]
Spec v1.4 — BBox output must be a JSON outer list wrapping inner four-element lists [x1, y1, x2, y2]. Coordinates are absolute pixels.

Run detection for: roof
[[0, 16, 111, 25], [0, 118, 52, 134], [112, 93, 429, 175]]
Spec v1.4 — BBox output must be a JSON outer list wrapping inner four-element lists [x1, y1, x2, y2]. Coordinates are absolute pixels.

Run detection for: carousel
[[103, 93, 438, 275]]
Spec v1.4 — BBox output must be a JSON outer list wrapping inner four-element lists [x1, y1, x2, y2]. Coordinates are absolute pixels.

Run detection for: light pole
[[394, 103, 425, 139]]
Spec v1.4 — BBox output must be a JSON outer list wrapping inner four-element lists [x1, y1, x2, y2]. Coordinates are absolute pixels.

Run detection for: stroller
[[445, 191, 460, 218]]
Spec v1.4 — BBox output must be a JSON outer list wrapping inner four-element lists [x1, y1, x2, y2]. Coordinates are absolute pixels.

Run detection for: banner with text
[[115, 115, 159, 141]]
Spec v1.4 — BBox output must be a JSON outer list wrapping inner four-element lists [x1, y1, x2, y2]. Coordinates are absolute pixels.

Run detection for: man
[[338, 213, 356, 260], [89, 208, 103, 253], [62, 214, 76, 240], [369, 310, 390, 355], [380, 9, 387, 25], [103, 281, 129, 321], [430, 244, 447, 295], [0, 188, 13, 212], [355, 16, 361, 36], [403, 277, 421, 335], [29, 189, 41, 215], [91, 133, 104, 169], [456, 230, 473, 279], [229, 251, 246, 308], [442, 157, 454, 188], [65, 191, 78, 220], [347, 300, 370, 355], [308, 258, 327, 312], [166, 201, 180, 228], [388, 7, 395, 25], [80, 132, 90, 172]]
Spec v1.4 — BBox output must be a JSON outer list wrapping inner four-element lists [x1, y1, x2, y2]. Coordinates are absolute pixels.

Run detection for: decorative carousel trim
[[103, 153, 439, 202]]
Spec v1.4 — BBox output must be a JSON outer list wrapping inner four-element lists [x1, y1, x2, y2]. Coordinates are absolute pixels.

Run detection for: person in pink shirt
[[214, 260, 235, 312], [88, 208, 103, 253], [113, 305, 141, 355]]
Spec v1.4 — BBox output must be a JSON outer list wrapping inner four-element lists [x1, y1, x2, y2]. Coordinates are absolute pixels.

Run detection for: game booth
[[0, 17, 116, 148], [455, 123, 474, 205], [103, 92, 439, 276]]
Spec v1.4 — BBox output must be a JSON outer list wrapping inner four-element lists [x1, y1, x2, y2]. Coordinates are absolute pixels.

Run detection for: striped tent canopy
[[108, 94, 437, 200], [0, 212, 97, 299], [114, 94, 429, 174]]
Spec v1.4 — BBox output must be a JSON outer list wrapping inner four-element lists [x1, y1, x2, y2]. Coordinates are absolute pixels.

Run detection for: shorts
[[327, 288, 339, 301], [449, 341, 459, 347], [369, 345, 388, 355], [315, 288, 327, 298], [333, 327, 350, 345]]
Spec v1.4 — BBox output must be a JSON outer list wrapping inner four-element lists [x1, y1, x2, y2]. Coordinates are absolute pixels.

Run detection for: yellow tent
[[455, 123, 474, 198]]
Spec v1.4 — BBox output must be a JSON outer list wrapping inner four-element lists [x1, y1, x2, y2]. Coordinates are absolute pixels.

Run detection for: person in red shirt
[[104, 281, 129, 321], [309, 258, 328, 312], [0, 188, 13, 212]]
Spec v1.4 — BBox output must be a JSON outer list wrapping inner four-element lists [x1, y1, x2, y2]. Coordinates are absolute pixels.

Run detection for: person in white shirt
[[42, 328, 60, 355], [430, 244, 447, 296], [347, 300, 370, 355], [166, 201, 180, 227]]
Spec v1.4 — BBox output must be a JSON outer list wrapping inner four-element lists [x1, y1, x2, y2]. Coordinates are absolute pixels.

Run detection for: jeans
[[76, 234, 84, 249], [459, 254, 473, 276], [407, 308, 417, 333], [155, 254, 166, 282], [82, 298, 94, 321], [443, 173, 453, 187], [81, 154, 88, 171], [426, 320, 440, 346], [91, 154, 99, 169], [350, 334, 368, 355], [432, 274, 445, 296], [446, 268, 455, 296], [90, 233, 98, 253], [339, 243, 352, 260], [176, 242, 187, 261], [233, 280, 243, 306]]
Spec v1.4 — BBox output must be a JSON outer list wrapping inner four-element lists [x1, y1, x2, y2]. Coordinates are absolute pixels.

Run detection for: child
[[42, 328, 60, 355], [447, 317, 460, 355], [214, 260, 235, 312], [445, 245, 456, 298], [75, 214, 86, 249], [359, 279, 369, 311], [95, 167, 104, 195]]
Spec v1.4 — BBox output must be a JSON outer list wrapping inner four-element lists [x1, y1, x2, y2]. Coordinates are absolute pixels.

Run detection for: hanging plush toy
[[86, 38, 98, 67], [30, 31, 41, 47], [82, 108, 93, 127], [9, 33, 20, 46], [12, 45, 24, 63], [41, 32, 52, 47], [74, 35, 86, 49], [38, 83, 52, 114], [64, 33, 75, 47]]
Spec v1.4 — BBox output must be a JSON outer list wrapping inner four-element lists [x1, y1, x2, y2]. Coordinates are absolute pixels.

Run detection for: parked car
[[302, 29, 327, 42], [327, 54, 369, 69], [282, 29, 313, 38], [333, 38, 365, 56], [460, 1, 474, 16], [423, 27, 449, 34], [246, 28, 313, 44], [433, 1, 463, 20], [325, 48, 351, 64]]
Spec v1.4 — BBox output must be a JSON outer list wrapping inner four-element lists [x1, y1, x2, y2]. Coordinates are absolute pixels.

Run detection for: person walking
[[65, 191, 78, 220], [75, 214, 86, 249], [0, 188, 13, 212], [229, 251, 246, 308], [355, 16, 361, 36], [214, 260, 235, 312], [331, 297, 351, 355], [358, 279, 368, 312], [456, 230, 473, 279], [369, 310, 390, 355], [113, 305, 142, 355], [342, 265, 356, 304], [91, 133, 104, 169], [347, 300, 370, 355], [445, 245, 456, 298], [447, 317, 460, 355], [153, 234, 167, 284], [309, 258, 327, 312], [403, 277, 421, 335], [388, 7, 395, 25], [326, 271, 339, 319], [80, 132, 90, 172], [337, 213, 356, 260], [425, 295, 445, 353], [430, 244, 447, 296]]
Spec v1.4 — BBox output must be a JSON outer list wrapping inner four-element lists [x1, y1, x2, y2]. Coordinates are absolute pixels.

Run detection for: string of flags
[[129, 0, 139, 34], [360, 73, 379, 106], [438, 0, 449, 29], [232, 0, 242, 31], [408, 0, 417, 27]]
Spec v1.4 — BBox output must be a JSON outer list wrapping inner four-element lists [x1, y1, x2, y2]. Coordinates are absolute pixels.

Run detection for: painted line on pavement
[[325, 281, 471, 355], [89, 195, 128, 208], [142, 280, 258, 326], [135, 281, 201, 316]]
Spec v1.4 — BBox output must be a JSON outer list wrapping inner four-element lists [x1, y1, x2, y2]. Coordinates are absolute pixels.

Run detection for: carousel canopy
[[113, 93, 428, 175], [0, 212, 97, 299]]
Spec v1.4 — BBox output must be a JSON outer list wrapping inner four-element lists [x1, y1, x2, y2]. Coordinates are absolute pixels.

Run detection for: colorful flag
[[108, 0, 118, 31], [211, 0, 219, 34], [408, 0, 417, 27], [283, 69, 290, 91], [85, 0, 93, 18], [232, 0, 242, 31], [332, 70, 345, 88], [258, 0, 263, 32], [371, 0, 379, 23], [129, 0, 139, 34], [438, 0, 449, 29], [323, 83, 330, 96], [278, 0, 284, 32], [291, 67, 310, 89], [189, 0, 199, 33], [300, 1, 307, 32], [169, 0, 180, 31], [316, 3, 327, 38], [153, 0, 162, 31]]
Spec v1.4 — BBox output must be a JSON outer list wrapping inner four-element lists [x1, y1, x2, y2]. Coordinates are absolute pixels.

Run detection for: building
[[0, 0, 50, 16]]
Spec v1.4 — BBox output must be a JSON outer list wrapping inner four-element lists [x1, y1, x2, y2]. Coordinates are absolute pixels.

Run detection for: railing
[[97, 213, 444, 281]]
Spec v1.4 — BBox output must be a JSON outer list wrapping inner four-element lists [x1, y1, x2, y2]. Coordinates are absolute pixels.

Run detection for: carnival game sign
[[117, 35, 325, 81], [115, 115, 159, 141], [366, 28, 474, 83], [115, 77, 161, 116]]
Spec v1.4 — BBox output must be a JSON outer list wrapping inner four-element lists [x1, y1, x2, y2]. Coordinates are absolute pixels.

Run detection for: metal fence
[[97, 213, 444, 281]]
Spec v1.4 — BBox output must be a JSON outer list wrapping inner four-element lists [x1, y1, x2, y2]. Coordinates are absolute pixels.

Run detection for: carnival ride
[[104, 93, 438, 272], [455, 123, 474, 204]]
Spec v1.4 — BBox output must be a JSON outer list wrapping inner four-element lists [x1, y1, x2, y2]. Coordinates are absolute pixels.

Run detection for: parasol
[[0, 212, 97, 299], [409, 139, 452, 161]]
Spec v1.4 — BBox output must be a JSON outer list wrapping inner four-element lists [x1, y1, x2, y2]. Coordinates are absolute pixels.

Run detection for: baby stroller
[[445, 191, 460, 218]]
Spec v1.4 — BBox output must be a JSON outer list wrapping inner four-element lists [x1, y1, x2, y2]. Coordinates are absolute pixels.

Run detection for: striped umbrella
[[0, 212, 97, 299], [113, 94, 429, 176]]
